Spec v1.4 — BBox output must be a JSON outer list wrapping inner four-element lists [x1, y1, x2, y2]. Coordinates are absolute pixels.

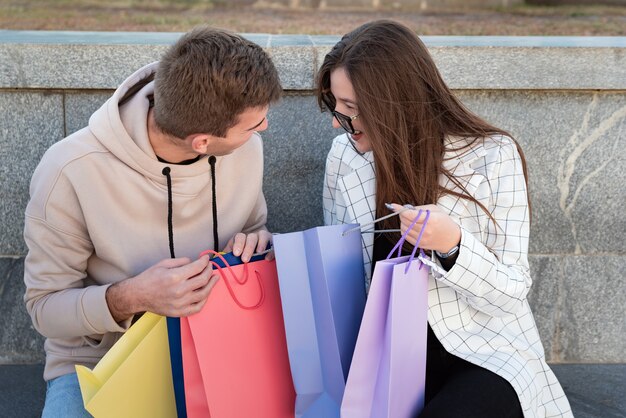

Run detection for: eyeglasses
[[322, 95, 360, 135]]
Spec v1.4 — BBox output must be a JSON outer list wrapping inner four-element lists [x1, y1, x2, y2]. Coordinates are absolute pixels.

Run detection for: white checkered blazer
[[323, 133, 572, 418]]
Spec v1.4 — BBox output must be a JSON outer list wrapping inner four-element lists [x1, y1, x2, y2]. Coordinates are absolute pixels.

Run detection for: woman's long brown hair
[[316, 20, 530, 234]]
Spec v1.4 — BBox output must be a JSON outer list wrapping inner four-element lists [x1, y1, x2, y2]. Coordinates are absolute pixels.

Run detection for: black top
[[156, 155, 202, 165]]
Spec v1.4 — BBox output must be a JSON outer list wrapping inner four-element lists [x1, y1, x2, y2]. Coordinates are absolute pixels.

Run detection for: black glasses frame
[[322, 94, 360, 135]]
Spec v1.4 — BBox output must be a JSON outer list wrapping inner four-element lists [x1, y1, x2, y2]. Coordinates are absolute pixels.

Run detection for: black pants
[[418, 327, 523, 418]]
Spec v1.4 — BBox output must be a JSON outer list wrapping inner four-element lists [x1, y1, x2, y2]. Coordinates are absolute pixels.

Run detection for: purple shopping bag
[[273, 224, 367, 418], [341, 210, 431, 418]]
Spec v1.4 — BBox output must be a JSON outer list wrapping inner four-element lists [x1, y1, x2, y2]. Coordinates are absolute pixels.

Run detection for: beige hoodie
[[23, 62, 268, 381]]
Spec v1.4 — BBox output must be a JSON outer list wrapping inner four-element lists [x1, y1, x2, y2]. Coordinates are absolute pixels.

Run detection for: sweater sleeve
[[23, 162, 129, 339], [434, 139, 532, 317]]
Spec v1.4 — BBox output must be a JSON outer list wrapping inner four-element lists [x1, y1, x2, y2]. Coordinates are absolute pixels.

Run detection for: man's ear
[[189, 133, 215, 154]]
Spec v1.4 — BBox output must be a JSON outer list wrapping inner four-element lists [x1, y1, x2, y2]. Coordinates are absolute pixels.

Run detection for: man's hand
[[223, 228, 274, 262], [106, 256, 218, 322]]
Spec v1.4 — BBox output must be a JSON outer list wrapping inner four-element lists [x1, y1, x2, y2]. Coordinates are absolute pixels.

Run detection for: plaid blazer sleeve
[[435, 137, 532, 317], [323, 137, 342, 226]]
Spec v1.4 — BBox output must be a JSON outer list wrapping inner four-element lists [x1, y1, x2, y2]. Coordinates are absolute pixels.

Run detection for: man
[[23, 26, 282, 416]]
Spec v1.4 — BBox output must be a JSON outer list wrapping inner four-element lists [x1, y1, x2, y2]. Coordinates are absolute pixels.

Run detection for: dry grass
[[0, 0, 625, 35]]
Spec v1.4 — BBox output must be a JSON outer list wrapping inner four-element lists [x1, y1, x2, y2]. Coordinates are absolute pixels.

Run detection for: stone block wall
[[0, 31, 624, 364]]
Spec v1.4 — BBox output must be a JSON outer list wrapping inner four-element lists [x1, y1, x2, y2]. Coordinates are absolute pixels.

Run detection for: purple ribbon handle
[[385, 209, 431, 273]]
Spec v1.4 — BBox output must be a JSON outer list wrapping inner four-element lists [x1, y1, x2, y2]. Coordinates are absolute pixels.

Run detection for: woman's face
[[329, 67, 371, 153]]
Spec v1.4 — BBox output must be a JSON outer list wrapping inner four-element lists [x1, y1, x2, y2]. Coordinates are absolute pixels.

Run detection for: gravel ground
[[0, 1, 625, 35]]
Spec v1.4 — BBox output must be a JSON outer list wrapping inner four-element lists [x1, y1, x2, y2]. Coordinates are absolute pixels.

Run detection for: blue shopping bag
[[167, 317, 186, 418], [273, 224, 366, 418]]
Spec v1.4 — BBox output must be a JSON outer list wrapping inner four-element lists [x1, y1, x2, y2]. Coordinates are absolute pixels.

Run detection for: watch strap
[[435, 244, 459, 259]]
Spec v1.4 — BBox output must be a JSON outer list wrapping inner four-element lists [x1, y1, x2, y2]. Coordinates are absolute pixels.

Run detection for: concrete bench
[[1, 363, 624, 417], [1, 31, 625, 414]]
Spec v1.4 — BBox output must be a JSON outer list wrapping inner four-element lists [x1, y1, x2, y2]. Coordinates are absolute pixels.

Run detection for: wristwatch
[[435, 244, 459, 259]]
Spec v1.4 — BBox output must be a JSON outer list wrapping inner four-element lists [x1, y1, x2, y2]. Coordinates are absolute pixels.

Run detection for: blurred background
[[0, 0, 624, 35]]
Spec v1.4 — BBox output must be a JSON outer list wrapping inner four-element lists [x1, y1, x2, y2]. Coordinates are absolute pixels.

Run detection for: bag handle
[[199, 250, 253, 285], [199, 250, 265, 310], [385, 209, 431, 273]]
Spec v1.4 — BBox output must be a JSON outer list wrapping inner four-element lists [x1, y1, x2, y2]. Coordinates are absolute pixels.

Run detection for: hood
[[88, 62, 212, 192], [88, 62, 226, 256]]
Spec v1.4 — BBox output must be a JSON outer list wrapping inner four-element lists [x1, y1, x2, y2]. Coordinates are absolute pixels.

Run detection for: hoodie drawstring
[[161, 167, 184, 418], [208, 156, 219, 252], [161, 157, 219, 258], [161, 167, 175, 258]]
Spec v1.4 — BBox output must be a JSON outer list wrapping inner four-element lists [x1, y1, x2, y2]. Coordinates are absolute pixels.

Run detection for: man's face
[[207, 106, 270, 156]]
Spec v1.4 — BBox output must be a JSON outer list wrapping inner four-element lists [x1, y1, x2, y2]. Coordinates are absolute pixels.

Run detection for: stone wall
[[1, 31, 625, 364]]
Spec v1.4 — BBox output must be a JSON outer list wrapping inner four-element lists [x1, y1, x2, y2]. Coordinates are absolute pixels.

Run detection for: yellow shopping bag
[[75, 312, 177, 418]]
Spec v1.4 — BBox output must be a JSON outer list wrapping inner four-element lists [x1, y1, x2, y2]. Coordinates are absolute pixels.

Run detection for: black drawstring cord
[[208, 156, 219, 252], [161, 166, 186, 418], [161, 166, 175, 258], [162, 158, 218, 256]]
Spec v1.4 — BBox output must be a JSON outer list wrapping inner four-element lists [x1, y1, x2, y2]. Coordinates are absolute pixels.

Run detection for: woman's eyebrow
[[337, 97, 357, 106]]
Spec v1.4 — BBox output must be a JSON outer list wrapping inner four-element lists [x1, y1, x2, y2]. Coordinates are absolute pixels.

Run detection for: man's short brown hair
[[154, 26, 282, 139]]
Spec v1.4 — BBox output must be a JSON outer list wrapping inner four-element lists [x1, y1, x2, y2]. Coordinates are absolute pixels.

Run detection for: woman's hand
[[389, 203, 461, 253]]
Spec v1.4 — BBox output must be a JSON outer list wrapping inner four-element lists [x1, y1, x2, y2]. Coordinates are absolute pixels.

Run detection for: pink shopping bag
[[181, 252, 295, 418], [341, 210, 431, 418]]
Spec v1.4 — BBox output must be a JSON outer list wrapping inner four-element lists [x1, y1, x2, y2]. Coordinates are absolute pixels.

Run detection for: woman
[[316, 20, 572, 418]]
